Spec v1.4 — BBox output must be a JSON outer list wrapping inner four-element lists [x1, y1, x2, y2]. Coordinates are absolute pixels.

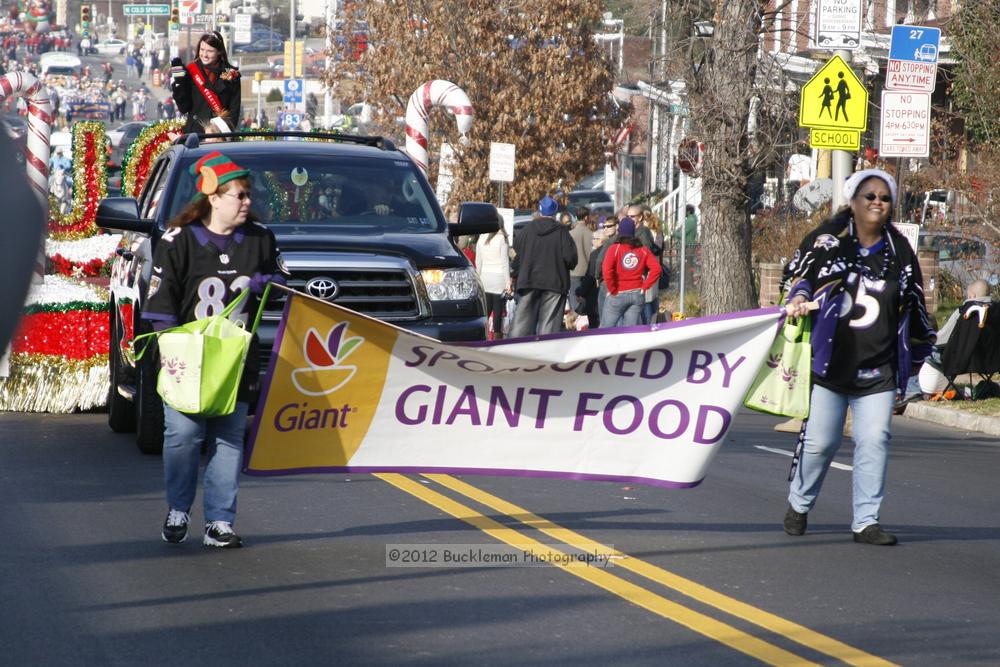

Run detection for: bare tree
[[656, 0, 800, 314]]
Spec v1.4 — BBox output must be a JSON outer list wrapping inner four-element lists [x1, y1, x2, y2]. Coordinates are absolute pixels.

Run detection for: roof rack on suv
[[176, 130, 397, 152]]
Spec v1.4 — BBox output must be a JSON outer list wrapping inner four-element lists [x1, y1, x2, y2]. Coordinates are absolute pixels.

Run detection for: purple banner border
[[242, 464, 702, 489], [453, 306, 784, 348]]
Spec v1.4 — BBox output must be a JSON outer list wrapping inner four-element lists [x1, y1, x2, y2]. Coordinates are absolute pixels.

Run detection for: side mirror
[[449, 202, 501, 236], [96, 197, 156, 234]]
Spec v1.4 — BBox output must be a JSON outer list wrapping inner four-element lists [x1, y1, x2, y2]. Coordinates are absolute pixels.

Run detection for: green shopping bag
[[743, 315, 811, 418], [135, 285, 270, 417]]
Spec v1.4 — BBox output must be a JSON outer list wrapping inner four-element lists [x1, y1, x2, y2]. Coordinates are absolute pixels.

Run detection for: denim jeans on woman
[[788, 385, 895, 532], [601, 288, 644, 328], [163, 402, 248, 524]]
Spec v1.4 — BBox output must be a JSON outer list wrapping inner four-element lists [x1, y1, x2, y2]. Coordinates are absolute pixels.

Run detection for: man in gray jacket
[[510, 196, 578, 336], [568, 207, 594, 312]]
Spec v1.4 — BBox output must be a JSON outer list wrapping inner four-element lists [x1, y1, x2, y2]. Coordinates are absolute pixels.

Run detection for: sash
[[186, 62, 225, 116]]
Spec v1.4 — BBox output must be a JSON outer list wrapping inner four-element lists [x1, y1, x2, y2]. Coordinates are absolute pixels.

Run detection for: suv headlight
[[420, 267, 480, 301]]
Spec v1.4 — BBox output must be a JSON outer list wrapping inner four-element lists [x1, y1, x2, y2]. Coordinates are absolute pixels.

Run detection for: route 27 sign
[[886, 25, 940, 93]]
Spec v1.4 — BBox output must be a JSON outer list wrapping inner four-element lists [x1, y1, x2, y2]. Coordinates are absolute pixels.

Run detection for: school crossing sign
[[799, 55, 868, 151]]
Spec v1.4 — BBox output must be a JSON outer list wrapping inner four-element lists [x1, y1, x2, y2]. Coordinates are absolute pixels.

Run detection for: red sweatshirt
[[602, 242, 661, 295]]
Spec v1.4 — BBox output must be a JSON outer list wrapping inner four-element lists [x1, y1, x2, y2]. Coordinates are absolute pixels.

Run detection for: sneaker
[[203, 521, 243, 548], [162, 509, 190, 543], [783, 505, 807, 536], [853, 523, 898, 546]]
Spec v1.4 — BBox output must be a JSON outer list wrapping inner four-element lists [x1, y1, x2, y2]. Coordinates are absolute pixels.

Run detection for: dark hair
[[168, 177, 253, 228], [486, 225, 509, 245], [576, 207, 589, 219], [197, 31, 233, 70], [617, 236, 641, 248]]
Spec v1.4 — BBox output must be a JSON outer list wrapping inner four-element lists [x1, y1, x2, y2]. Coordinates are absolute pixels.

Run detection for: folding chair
[[939, 302, 1000, 398]]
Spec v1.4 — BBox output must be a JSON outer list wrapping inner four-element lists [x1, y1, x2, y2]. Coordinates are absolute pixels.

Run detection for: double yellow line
[[375, 473, 897, 667]]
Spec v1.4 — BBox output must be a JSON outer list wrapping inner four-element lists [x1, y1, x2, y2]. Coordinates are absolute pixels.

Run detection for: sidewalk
[[903, 402, 1000, 438]]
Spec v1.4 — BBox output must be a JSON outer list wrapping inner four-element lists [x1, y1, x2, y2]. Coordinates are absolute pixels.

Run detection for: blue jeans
[[601, 289, 644, 328], [163, 402, 248, 524], [788, 385, 895, 532]]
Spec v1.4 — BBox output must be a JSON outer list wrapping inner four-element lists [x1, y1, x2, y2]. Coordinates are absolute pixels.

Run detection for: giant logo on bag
[[291, 321, 365, 396]]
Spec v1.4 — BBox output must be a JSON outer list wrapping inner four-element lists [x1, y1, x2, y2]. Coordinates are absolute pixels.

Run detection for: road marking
[[375, 473, 821, 667], [755, 445, 854, 471], [424, 473, 895, 667]]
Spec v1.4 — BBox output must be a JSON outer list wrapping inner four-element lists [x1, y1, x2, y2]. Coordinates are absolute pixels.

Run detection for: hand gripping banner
[[245, 289, 783, 488]]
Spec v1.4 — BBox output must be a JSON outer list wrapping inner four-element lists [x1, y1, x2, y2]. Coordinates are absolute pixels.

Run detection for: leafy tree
[[950, 1, 1000, 146], [326, 0, 622, 209]]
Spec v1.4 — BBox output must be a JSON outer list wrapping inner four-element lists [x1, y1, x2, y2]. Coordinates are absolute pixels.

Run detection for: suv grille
[[275, 268, 420, 320]]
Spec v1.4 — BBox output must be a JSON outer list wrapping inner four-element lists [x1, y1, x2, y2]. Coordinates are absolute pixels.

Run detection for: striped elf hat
[[189, 151, 250, 196]]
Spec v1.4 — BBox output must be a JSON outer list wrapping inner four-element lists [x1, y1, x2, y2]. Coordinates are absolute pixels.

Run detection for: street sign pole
[[831, 49, 853, 210]]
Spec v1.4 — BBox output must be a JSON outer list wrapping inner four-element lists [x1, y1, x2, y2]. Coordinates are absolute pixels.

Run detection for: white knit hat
[[843, 168, 897, 206]]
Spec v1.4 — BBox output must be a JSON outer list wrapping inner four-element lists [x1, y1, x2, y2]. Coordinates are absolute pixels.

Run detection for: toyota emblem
[[305, 277, 340, 300]]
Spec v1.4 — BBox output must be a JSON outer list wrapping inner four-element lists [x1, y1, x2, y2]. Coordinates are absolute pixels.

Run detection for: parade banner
[[245, 291, 783, 487]]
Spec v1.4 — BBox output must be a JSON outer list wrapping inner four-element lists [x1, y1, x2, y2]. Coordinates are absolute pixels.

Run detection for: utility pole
[[290, 0, 296, 111], [324, 0, 336, 128], [830, 48, 854, 209]]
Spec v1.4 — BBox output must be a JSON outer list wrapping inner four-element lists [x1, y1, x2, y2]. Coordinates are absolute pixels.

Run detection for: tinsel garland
[[262, 172, 315, 221], [121, 119, 184, 198], [44, 234, 119, 277], [0, 353, 109, 413], [48, 121, 108, 241], [13, 306, 110, 359]]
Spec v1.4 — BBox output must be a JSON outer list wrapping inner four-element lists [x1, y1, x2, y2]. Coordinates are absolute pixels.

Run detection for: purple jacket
[[782, 212, 936, 393]]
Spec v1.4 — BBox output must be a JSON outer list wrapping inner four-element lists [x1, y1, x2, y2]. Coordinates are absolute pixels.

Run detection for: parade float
[[0, 68, 181, 411], [0, 76, 473, 413]]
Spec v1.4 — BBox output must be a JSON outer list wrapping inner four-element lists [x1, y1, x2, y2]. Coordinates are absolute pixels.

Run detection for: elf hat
[[189, 151, 249, 196]]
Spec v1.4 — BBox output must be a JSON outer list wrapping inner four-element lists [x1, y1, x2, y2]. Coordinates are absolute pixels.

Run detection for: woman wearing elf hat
[[142, 151, 288, 548], [170, 31, 241, 134]]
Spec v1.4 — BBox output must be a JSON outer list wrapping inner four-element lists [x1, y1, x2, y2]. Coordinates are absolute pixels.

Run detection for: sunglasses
[[602, 223, 618, 229], [221, 191, 252, 202], [860, 193, 892, 203]]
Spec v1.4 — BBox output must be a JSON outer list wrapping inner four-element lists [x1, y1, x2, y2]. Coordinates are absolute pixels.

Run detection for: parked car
[[94, 38, 128, 55], [234, 37, 285, 53], [96, 131, 500, 454], [917, 230, 999, 288], [567, 189, 615, 215]]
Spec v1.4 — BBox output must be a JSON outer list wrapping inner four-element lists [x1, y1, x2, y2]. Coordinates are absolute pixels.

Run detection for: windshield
[[567, 191, 612, 206], [164, 153, 443, 232]]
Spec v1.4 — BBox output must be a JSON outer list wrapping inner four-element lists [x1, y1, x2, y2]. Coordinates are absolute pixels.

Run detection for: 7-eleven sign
[[178, 0, 202, 23]]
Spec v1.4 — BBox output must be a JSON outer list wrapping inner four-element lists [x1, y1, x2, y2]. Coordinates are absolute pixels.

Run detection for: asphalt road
[[0, 409, 997, 666]]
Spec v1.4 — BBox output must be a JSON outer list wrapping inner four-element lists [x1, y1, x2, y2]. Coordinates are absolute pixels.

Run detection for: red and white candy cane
[[0, 72, 53, 282], [404, 80, 474, 176]]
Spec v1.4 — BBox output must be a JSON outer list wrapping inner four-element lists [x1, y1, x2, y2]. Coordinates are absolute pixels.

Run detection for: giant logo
[[290, 321, 365, 396]]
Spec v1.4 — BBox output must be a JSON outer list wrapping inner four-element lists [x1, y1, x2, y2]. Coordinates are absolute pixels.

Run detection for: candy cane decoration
[[404, 80, 474, 175], [0, 72, 53, 283]]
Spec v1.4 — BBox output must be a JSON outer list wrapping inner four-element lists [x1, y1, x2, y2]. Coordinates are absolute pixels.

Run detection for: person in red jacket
[[600, 217, 661, 328]]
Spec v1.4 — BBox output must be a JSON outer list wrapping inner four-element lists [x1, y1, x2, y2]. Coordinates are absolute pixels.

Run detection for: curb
[[903, 402, 1000, 438]]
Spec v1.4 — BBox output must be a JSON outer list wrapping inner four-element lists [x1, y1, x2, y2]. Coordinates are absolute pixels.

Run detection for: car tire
[[135, 323, 164, 455], [107, 308, 136, 433]]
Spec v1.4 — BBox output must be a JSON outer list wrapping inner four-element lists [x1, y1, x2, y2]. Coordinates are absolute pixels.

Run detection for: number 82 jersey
[[142, 221, 283, 330]]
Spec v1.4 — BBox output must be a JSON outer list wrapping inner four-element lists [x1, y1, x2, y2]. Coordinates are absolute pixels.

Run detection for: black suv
[[97, 131, 499, 454]]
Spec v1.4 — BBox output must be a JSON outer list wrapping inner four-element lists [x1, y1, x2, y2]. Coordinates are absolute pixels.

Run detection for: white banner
[[246, 291, 783, 487]]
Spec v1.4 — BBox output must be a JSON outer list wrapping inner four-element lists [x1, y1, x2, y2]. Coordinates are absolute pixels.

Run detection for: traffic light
[[169, 6, 179, 26], [80, 5, 91, 36]]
